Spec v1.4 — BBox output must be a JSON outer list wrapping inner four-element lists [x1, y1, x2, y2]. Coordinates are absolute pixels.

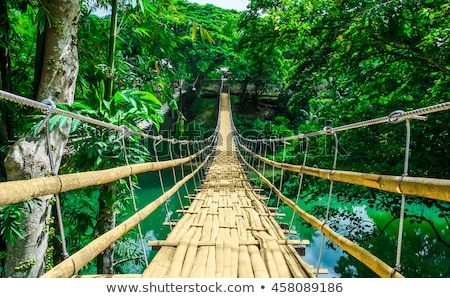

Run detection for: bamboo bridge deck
[[7, 86, 445, 278], [141, 93, 316, 278]]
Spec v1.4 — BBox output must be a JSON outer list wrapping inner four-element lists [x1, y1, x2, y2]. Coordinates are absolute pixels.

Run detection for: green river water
[[133, 168, 450, 278]]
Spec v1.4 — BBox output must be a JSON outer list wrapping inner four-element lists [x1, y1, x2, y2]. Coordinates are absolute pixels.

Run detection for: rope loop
[[170, 138, 178, 144], [388, 110, 406, 124], [323, 126, 334, 135], [42, 98, 56, 114], [154, 135, 164, 146], [395, 173, 409, 195], [37, 98, 56, 133], [121, 125, 131, 136]]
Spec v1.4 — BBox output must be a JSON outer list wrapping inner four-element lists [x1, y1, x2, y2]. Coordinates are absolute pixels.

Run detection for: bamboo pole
[[254, 232, 279, 278], [42, 153, 211, 278], [142, 211, 198, 277], [190, 213, 213, 277], [236, 208, 254, 277], [206, 212, 220, 277], [215, 228, 225, 277], [166, 227, 198, 277], [241, 144, 450, 203], [222, 228, 232, 277], [180, 227, 202, 277], [240, 154, 404, 278], [1, 147, 209, 206], [147, 239, 309, 247]]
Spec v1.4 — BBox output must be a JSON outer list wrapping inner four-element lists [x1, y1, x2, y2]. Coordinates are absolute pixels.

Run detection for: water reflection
[[134, 169, 450, 278]]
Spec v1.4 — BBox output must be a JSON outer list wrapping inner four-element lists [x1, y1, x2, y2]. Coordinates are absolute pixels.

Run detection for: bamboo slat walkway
[[142, 93, 316, 278]]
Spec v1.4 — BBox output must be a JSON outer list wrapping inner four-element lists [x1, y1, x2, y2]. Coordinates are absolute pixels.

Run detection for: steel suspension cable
[[256, 140, 264, 190], [267, 139, 275, 201], [251, 141, 258, 170], [193, 141, 205, 185]]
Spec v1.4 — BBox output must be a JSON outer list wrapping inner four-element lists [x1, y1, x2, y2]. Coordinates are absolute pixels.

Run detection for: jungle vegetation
[[0, 0, 449, 277]]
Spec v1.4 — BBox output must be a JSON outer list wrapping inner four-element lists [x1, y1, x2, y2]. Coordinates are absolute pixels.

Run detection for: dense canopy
[[0, 0, 449, 278]]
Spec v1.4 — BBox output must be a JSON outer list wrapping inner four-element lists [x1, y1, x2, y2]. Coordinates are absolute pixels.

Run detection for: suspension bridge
[[0, 82, 449, 278]]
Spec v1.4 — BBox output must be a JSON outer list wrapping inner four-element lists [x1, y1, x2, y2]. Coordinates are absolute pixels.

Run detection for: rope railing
[[2, 84, 448, 278], [0, 89, 218, 207], [0, 88, 218, 277], [41, 153, 212, 278], [238, 101, 450, 143], [0, 146, 210, 207], [237, 148, 404, 278], [233, 98, 450, 278], [238, 144, 450, 203], [0, 89, 211, 144]]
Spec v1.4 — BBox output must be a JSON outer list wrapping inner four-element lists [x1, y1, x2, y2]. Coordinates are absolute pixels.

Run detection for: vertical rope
[[289, 137, 309, 231], [316, 128, 339, 276], [276, 140, 288, 209], [198, 141, 206, 181], [153, 138, 172, 231], [169, 140, 184, 217], [41, 99, 69, 261], [267, 139, 275, 201], [186, 142, 198, 189], [260, 141, 269, 191], [121, 126, 148, 266], [256, 140, 263, 187], [194, 141, 205, 184], [246, 140, 251, 167], [395, 119, 411, 272], [179, 143, 190, 195], [46, 128, 69, 260]]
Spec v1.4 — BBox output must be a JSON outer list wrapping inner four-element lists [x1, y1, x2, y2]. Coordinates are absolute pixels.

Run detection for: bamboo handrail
[[240, 144, 450, 203], [41, 152, 212, 278], [238, 149, 404, 278], [0, 146, 210, 207], [147, 239, 310, 247]]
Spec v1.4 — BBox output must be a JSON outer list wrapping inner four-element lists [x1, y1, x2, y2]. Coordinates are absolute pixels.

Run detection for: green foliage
[[2, 0, 448, 278], [60, 188, 99, 253], [112, 231, 152, 274], [14, 258, 35, 272], [171, 1, 241, 81], [232, 0, 450, 277], [0, 204, 26, 246], [35, 5, 50, 34], [7, 6, 37, 96]]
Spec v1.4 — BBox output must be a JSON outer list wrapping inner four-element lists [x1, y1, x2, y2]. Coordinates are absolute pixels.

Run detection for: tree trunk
[[0, 0, 12, 182], [94, 0, 119, 274], [3, 0, 80, 277], [104, 0, 118, 100], [240, 78, 249, 106], [96, 184, 116, 274]]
